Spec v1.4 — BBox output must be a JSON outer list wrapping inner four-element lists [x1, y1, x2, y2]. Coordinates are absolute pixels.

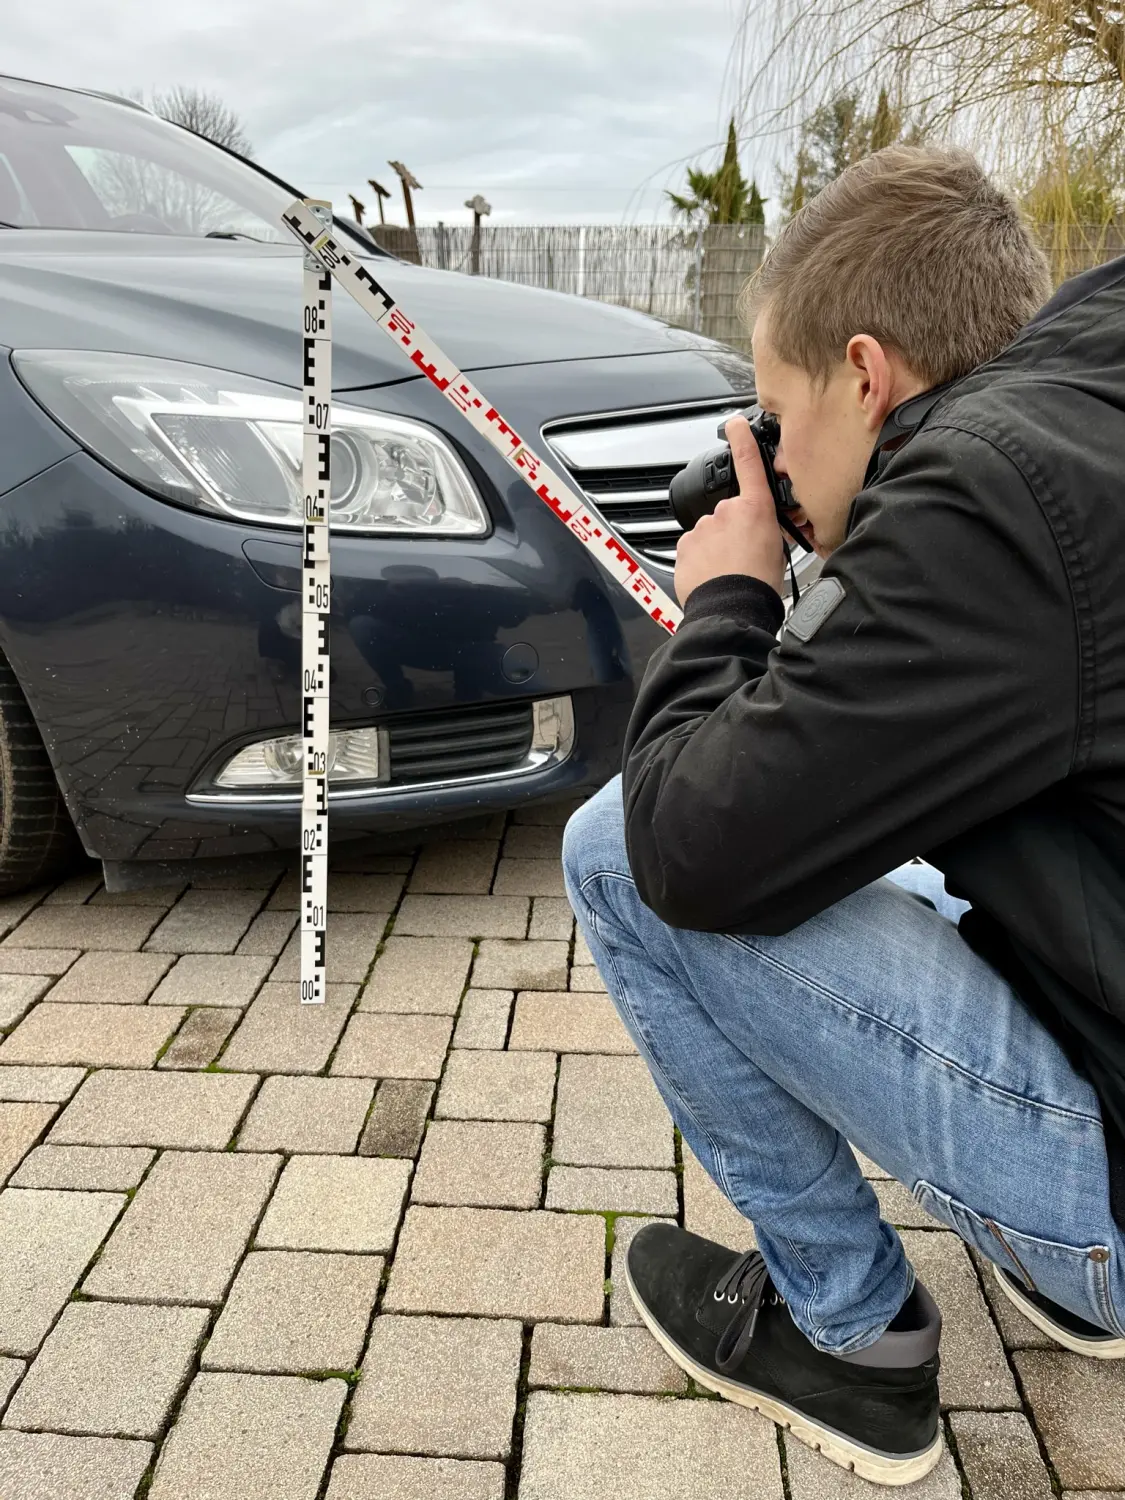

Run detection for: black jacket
[[623, 256, 1125, 1225]]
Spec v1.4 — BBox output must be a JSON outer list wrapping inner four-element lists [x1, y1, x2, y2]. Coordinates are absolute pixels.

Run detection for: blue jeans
[[563, 777, 1125, 1355]]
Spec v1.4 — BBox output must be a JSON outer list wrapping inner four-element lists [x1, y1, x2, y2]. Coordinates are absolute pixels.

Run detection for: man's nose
[[773, 439, 789, 478]]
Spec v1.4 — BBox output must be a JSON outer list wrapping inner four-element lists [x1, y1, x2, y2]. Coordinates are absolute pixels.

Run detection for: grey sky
[[7, 0, 763, 226]]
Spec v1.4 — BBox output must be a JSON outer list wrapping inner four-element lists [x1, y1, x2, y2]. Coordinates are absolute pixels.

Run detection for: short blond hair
[[744, 145, 1051, 387]]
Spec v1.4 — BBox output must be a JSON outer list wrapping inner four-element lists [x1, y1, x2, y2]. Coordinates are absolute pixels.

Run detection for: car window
[[65, 144, 287, 240], [0, 76, 375, 251]]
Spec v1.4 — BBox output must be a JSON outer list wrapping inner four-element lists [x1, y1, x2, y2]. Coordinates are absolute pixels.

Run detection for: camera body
[[668, 406, 812, 553]]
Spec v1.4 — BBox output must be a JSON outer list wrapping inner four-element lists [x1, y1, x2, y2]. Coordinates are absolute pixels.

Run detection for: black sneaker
[[993, 1265, 1125, 1358], [625, 1222, 943, 1487]]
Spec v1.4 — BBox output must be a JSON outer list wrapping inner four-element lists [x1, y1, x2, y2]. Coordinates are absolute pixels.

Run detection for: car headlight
[[11, 350, 489, 535]]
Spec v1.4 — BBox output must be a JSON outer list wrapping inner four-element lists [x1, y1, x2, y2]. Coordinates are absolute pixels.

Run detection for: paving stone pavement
[[528, 1323, 688, 1395], [146, 1371, 346, 1500], [947, 1411, 1055, 1500], [0, 1356, 24, 1412], [0, 976, 53, 1029], [518, 1390, 784, 1499], [0, 1431, 153, 1500], [202, 1250, 383, 1375], [10, 1144, 155, 1192], [84, 1149, 281, 1305], [325, 1452, 506, 1500], [345, 1313, 522, 1458], [0, 817, 1116, 1498], [3, 1300, 208, 1438], [0, 1103, 59, 1186]]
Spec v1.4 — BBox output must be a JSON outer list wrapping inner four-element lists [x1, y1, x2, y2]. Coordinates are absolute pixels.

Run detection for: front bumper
[[0, 347, 744, 865], [0, 448, 642, 863]]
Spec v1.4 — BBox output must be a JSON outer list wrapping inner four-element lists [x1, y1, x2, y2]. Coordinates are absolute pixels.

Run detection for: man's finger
[[725, 414, 772, 506]]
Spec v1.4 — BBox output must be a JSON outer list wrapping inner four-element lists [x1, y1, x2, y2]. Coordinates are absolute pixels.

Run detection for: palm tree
[[667, 119, 767, 225]]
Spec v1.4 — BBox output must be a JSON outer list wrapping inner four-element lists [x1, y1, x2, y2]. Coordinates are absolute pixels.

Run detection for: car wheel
[[0, 657, 80, 893]]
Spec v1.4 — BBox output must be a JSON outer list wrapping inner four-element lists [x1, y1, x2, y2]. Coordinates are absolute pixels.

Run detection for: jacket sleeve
[[621, 424, 1081, 933]]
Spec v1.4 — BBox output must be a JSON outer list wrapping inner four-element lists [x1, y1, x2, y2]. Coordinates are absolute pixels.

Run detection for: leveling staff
[[564, 145, 1125, 1486]]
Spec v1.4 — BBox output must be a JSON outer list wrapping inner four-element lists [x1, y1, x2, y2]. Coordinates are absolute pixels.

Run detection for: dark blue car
[[0, 73, 757, 893]]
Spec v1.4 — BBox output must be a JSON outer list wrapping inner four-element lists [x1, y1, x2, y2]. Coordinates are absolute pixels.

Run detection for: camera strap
[[783, 541, 803, 606], [865, 380, 959, 485]]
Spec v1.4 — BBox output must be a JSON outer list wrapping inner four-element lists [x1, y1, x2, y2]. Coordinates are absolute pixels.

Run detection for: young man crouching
[[564, 145, 1125, 1483]]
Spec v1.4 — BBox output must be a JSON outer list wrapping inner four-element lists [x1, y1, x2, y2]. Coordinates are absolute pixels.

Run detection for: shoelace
[[711, 1250, 779, 1373]]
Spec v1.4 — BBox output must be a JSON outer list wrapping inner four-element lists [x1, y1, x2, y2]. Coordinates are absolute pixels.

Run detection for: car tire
[[0, 656, 80, 893]]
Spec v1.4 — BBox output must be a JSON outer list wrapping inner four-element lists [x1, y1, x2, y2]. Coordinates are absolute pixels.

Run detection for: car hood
[[0, 231, 727, 391]]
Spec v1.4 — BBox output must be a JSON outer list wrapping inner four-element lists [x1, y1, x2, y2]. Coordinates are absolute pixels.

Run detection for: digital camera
[[668, 406, 812, 553]]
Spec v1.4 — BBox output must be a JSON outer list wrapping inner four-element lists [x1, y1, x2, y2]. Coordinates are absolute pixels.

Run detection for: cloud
[[5, 0, 765, 223]]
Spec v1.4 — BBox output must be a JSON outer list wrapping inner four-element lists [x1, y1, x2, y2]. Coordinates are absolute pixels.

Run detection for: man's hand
[[673, 414, 787, 606]]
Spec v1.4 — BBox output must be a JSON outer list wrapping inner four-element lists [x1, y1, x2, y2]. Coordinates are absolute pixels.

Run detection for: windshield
[[0, 76, 358, 246]]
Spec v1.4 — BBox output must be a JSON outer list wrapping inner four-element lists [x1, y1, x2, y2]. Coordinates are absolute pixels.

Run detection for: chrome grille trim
[[544, 398, 748, 569], [614, 516, 681, 535], [592, 492, 677, 510], [547, 405, 747, 470]]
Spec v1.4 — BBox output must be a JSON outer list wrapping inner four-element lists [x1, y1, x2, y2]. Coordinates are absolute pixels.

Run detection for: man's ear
[[843, 334, 895, 433]]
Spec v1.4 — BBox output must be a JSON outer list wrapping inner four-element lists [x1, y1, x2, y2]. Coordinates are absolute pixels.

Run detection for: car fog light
[[215, 727, 385, 788], [531, 697, 575, 756]]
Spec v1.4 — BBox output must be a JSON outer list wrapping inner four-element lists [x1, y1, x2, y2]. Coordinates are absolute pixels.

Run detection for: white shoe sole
[[624, 1258, 943, 1487], [992, 1265, 1125, 1358]]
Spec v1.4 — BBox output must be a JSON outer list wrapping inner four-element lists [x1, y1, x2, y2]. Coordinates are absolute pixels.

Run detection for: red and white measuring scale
[[282, 197, 683, 1003]]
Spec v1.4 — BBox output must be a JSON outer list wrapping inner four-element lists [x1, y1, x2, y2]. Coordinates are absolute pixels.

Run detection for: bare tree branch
[[94, 88, 257, 236], [730, 0, 1125, 275], [147, 87, 255, 157]]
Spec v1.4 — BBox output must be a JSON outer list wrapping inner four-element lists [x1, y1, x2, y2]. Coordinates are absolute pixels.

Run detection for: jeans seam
[[918, 1177, 1125, 1332], [726, 933, 1104, 1130], [781, 1234, 822, 1343], [796, 1245, 916, 1356], [580, 864, 1100, 1128], [587, 903, 739, 1225], [985, 1218, 1036, 1291], [1091, 1252, 1125, 1336]]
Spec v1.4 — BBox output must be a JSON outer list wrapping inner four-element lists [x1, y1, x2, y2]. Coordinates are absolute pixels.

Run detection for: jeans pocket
[[912, 1177, 1125, 1337]]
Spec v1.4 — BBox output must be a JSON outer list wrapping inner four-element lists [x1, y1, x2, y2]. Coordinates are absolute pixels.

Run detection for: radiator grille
[[545, 401, 747, 567]]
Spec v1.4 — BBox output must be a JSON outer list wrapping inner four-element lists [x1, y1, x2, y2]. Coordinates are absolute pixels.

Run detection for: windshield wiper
[[0, 220, 22, 229], [205, 230, 267, 242]]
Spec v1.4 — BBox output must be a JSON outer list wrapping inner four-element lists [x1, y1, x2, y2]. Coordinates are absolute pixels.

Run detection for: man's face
[[750, 308, 914, 557]]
